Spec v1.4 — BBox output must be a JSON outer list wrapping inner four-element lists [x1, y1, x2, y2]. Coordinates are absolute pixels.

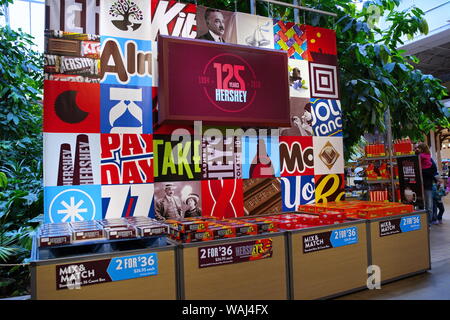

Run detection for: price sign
[[56, 253, 159, 290], [379, 215, 421, 237], [107, 253, 158, 281], [400, 215, 421, 232], [303, 226, 359, 253], [198, 239, 272, 268], [330, 227, 358, 248]]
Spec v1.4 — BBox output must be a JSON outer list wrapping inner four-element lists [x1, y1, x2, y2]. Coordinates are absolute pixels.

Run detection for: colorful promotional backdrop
[[43, 0, 344, 222]]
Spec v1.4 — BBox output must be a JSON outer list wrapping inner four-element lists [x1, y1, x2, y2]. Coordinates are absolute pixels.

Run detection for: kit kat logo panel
[[100, 0, 151, 39], [100, 84, 152, 134], [44, 30, 101, 83], [100, 36, 152, 86], [281, 175, 315, 212], [279, 136, 314, 177], [45, 0, 100, 34], [151, 0, 197, 41], [313, 137, 344, 175], [44, 81, 100, 133], [44, 133, 101, 187], [311, 99, 342, 137], [102, 184, 155, 219], [100, 134, 154, 184], [153, 135, 202, 182]]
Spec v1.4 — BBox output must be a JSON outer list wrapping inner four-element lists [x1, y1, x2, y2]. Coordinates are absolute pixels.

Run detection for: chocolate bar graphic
[[73, 134, 94, 185], [243, 178, 282, 216], [47, 38, 81, 56], [57, 143, 74, 186]]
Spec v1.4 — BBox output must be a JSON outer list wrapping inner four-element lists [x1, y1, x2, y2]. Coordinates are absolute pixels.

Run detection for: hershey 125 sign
[[157, 35, 290, 127]]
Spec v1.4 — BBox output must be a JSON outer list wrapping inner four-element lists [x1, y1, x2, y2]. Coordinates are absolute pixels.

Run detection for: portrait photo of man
[[196, 6, 237, 43], [154, 183, 183, 221], [154, 181, 202, 221]]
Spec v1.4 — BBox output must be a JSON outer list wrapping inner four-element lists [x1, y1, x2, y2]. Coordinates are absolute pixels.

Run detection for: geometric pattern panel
[[309, 62, 339, 99], [273, 20, 309, 60]]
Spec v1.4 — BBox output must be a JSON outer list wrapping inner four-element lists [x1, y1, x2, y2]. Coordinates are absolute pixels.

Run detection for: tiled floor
[[337, 196, 450, 300]]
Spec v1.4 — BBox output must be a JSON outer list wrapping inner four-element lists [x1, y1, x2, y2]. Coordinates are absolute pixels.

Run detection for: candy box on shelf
[[241, 218, 278, 233], [319, 211, 345, 222], [230, 222, 258, 237], [98, 219, 129, 229], [168, 227, 181, 241], [176, 219, 209, 233], [105, 227, 137, 240], [38, 231, 72, 247], [210, 225, 237, 239], [358, 208, 382, 219], [298, 214, 321, 225], [297, 204, 316, 213], [70, 221, 104, 241], [136, 224, 168, 237], [163, 219, 180, 230], [181, 229, 215, 243], [398, 204, 414, 214], [276, 220, 298, 230]]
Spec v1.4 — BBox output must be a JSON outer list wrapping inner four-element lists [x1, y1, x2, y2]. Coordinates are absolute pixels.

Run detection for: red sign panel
[[158, 36, 290, 127]]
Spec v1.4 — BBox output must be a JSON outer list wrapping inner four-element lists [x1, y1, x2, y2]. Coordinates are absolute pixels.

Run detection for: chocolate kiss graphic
[[54, 90, 89, 124]]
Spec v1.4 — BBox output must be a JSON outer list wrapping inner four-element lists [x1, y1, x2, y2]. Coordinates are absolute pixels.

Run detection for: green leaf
[[0, 172, 7, 188], [383, 62, 396, 73]]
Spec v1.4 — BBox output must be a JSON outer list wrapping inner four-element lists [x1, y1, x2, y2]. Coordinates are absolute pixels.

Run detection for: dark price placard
[[379, 215, 421, 237], [56, 253, 158, 290], [303, 226, 358, 253], [198, 238, 272, 268]]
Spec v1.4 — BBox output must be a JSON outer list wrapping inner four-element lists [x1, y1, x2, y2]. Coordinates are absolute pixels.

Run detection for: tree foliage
[[189, 0, 449, 159], [0, 0, 43, 297]]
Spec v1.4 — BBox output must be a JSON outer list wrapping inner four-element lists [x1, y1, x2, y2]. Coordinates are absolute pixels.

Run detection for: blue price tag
[[400, 215, 421, 233], [107, 253, 158, 282], [330, 227, 358, 248]]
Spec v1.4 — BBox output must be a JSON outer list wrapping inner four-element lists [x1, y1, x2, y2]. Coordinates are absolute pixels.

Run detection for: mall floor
[[336, 196, 450, 300]]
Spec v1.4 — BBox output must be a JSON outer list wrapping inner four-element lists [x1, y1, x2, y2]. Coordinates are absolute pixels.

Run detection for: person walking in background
[[446, 168, 450, 193], [432, 177, 447, 224], [415, 143, 438, 225]]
